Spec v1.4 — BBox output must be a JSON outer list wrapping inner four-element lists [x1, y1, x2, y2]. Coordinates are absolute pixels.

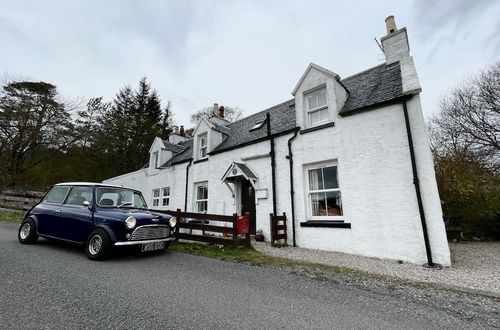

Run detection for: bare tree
[[190, 105, 243, 125], [428, 61, 500, 237], [430, 61, 500, 172]]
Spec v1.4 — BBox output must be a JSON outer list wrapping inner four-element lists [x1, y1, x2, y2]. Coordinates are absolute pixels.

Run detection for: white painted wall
[[103, 46, 450, 265]]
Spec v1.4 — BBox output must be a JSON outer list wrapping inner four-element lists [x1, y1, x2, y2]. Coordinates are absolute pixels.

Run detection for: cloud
[[1, 0, 499, 126]]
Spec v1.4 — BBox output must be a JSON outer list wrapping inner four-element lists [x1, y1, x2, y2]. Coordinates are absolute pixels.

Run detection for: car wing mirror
[[83, 201, 91, 208]]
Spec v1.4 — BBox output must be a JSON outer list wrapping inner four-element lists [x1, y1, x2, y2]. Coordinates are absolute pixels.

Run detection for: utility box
[[235, 216, 250, 234]]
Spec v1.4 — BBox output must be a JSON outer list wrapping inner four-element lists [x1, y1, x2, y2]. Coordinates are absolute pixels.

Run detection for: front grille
[[131, 225, 170, 241]]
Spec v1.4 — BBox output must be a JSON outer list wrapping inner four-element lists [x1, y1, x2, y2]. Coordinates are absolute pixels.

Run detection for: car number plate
[[141, 242, 166, 252]]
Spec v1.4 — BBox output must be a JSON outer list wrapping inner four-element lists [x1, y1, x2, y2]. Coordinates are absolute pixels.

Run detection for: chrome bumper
[[115, 237, 176, 246]]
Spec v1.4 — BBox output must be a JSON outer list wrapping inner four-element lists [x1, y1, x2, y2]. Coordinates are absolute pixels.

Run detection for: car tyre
[[86, 229, 111, 260], [18, 218, 39, 244]]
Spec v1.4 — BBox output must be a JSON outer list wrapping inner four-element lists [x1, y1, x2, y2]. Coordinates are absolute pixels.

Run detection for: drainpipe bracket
[[422, 262, 443, 270]]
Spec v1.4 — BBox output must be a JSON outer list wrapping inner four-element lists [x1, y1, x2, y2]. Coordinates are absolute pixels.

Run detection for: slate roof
[[163, 139, 193, 166], [162, 62, 403, 166], [340, 62, 403, 115], [161, 140, 185, 153]]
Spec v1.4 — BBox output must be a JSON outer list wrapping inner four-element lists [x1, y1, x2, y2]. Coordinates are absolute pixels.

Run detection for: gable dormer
[[149, 137, 169, 171], [192, 116, 227, 161], [292, 63, 349, 129]]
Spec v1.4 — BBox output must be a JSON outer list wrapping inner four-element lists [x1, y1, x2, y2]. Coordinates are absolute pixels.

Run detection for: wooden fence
[[0, 190, 45, 211], [151, 209, 251, 246], [270, 212, 287, 246]]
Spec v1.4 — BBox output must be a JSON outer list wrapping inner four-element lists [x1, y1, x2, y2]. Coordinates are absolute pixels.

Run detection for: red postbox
[[235, 215, 250, 234]]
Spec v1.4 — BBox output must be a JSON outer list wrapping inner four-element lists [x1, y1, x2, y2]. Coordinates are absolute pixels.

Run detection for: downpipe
[[287, 127, 300, 247], [402, 99, 441, 269], [266, 113, 277, 215], [184, 159, 192, 212]]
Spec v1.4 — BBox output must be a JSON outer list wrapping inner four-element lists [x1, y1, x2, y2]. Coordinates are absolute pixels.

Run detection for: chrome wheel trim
[[20, 222, 31, 240], [88, 235, 102, 255]]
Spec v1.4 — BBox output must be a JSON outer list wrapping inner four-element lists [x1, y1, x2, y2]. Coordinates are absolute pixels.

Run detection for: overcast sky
[[1, 0, 499, 126]]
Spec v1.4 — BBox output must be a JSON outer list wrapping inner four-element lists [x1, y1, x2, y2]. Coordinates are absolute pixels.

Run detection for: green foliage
[[0, 80, 75, 187], [0, 76, 175, 189]]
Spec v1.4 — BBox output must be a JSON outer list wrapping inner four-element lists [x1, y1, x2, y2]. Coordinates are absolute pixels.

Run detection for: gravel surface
[[254, 241, 500, 295], [1, 221, 498, 329]]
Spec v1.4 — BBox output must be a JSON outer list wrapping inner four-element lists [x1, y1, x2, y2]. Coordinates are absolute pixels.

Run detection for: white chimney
[[380, 16, 421, 95], [168, 125, 188, 144]]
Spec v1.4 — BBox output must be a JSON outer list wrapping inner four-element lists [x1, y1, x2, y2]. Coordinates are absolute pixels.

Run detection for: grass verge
[[0, 209, 24, 224], [170, 241, 391, 281]]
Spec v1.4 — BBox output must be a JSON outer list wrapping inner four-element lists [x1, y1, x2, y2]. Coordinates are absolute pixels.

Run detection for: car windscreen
[[96, 188, 147, 208]]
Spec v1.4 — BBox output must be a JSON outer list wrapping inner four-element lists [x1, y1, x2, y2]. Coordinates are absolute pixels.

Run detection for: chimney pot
[[218, 106, 225, 118], [385, 15, 397, 34], [179, 125, 185, 137]]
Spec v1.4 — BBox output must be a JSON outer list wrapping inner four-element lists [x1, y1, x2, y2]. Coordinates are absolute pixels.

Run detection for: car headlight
[[169, 216, 177, 227], [125, 216, 137, 229]]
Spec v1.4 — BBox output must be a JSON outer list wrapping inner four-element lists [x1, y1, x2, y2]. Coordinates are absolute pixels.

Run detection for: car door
[[57, 186, 94, 242], [36, 185, 71, 238]]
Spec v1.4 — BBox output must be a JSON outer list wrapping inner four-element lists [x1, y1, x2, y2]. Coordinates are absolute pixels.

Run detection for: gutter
[[401, 98, 440, 268], [184, 158, 193, 212], [266, 113, 277, 215], [287, 127, 300, 247]]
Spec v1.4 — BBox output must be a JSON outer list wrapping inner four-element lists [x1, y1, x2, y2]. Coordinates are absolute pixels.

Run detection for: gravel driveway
[[254, 241, 500, 295]]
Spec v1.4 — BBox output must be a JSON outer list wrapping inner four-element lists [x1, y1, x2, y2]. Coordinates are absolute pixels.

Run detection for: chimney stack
[[380, 16, 421, 95], [218, 105, 225, 118], [212, 103, 219, 116], [380, 16, 410, 65], [179, 125, 185, 137], [385, 15, 397, 34]]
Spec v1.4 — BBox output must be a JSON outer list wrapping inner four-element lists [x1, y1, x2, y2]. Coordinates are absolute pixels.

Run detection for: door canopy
[[221, 162, 258, 183]]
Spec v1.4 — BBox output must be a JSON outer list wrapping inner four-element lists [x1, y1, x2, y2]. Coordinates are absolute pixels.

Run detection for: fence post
[[269, 213, 274, 247], [232, 213, 238, 241]]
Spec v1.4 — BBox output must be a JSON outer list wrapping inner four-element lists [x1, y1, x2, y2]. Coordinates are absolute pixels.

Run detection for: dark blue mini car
[[18, 182, 177, 260]]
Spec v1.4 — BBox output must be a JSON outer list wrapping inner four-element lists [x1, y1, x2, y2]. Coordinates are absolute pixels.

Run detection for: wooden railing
[[270, 212, 287, 246], [151, 209, 251, 246]]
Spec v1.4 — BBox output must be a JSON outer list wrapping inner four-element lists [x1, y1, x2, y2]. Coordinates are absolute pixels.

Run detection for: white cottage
[[104, 17, 451, 267]]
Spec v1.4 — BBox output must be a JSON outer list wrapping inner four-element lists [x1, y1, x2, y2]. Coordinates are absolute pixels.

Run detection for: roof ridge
[[341, 63, 388, 82], [226, 98, 295, 128]]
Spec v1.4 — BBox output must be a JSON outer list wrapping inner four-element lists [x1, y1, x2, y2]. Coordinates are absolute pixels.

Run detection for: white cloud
[[1, 0, 499, 126]]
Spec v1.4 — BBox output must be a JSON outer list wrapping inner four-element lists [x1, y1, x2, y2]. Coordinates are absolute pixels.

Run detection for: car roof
[[54, 182, 137, 190]]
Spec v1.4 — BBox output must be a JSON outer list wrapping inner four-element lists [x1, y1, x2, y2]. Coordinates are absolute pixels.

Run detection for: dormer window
[[198, 133, 208, 159], [307, 89, 328, 126]]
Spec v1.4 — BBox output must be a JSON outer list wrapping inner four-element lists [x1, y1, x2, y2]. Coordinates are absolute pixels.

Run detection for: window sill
[[300, 122, 335, 135], [300, 221, 351, 228], [193, 158, 209, 164]]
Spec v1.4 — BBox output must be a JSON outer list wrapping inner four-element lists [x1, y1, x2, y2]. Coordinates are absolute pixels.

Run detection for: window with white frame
[[307, 164, 343, 218], [152, 188, 160, 207], [162, 187, 170, 206], [152, 152, 159, 169], [198, 133, 208, 159], [195, 183, 208, 213], [307, 89, 329, 126]]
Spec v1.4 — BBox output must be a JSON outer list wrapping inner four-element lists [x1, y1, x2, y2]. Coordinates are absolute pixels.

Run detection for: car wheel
[[86, 229, 111, 260], [18, 218, 39, 244]]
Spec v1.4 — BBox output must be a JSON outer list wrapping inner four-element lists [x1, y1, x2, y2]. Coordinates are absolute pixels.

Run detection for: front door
[[241, 180, 256, 234]]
